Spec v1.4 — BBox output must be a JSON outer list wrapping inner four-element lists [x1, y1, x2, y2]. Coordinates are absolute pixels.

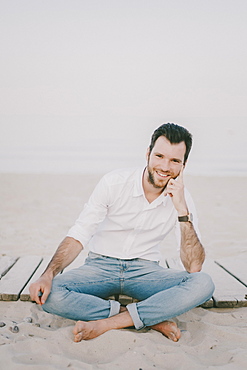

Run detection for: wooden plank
[[166, 257, 247, 308], [215, 257, 247, 287], [0, 255, 42, 301], [1, 253, 244, 308], [112, 294, 137, 305], [203, 260, 247, 307], [0, 256, 18, 279], [20, 256, 51, 301], [166, 257, 213, 308]]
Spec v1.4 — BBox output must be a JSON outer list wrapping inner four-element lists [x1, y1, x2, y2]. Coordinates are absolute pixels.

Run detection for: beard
[[146, 165, 170, 190]]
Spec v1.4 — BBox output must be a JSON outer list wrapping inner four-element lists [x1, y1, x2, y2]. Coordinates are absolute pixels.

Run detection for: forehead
[[152, 136, 186, 159]]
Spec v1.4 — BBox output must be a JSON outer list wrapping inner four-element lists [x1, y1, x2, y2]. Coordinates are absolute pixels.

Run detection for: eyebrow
[[154, 152, 183, 163]]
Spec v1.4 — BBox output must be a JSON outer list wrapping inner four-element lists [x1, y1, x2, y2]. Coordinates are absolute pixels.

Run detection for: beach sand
[[0, 173, 247, 369]]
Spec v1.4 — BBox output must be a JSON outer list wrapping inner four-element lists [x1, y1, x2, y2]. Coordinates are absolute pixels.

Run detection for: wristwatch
[[178, 213, 193, 222]]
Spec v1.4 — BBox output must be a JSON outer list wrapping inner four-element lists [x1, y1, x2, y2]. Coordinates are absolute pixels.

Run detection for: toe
[[73, 321, 83, 335], [74, 333, 83, 342], [167, 331, 178, 342]]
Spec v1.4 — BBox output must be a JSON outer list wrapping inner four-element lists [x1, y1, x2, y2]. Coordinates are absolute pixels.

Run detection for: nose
[[160, 158, 171, 172]]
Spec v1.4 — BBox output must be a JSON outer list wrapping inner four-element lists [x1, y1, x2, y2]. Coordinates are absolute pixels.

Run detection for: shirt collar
[[133, 167, 145, 197]]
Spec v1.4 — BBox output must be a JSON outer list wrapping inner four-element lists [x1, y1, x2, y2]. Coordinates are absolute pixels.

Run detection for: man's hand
[[29, 237, 83, 305], [166, 166, 188, 215], [29, 274, 52, 305]]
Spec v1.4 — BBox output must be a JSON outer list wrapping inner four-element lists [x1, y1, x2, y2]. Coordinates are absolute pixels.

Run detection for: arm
[[29, 236, 83, 305], [166, 166, 205, 273], [179, 221, 205, 273]]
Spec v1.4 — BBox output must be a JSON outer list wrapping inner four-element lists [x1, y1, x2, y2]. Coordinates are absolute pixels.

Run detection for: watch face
[[178, 213, 193, 222]]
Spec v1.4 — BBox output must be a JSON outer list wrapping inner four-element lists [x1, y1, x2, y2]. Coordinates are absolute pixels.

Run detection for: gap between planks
[[0, 256, 42, 301]]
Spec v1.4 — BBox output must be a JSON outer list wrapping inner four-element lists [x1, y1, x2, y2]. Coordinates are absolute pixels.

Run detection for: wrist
[[42, 269, 54, 280], [177, 208, 189, 217]]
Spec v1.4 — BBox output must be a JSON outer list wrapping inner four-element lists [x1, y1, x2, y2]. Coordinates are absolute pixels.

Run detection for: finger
[[177, 165, 184, 184], [166, 179, 175, 190], [29, 285, 38, 304], [40, 288, 50, 305], [31, 293, 42, 305], [166, 184, 174, 197], [30, 285, 43, 305], [167, 178, 175, 186], [167, 178, 178, 189], [34, 290, 43, 305], [29, 284, 40, 304]]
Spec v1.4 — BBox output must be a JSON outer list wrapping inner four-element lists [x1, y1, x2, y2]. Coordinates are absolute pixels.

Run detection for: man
[[30, 123, 214, 343]]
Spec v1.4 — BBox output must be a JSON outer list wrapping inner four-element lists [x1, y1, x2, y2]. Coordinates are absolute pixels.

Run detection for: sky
[[0, 0, 247, 174]]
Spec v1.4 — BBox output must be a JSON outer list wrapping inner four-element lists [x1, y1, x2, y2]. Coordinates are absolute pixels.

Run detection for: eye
[[172, 159, 182, 164], [156, 154, 162, 158]]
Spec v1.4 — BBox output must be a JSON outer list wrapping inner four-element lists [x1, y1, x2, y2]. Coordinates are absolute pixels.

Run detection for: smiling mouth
[[156, 171, 170, 178]]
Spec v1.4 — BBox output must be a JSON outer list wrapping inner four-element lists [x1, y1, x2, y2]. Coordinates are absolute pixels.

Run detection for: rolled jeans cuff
[[109, 299, 121, 317], [127, 303, 145, 330]]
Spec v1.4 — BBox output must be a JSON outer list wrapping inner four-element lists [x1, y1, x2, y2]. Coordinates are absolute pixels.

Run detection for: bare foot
[[73, 320, 108, 342], [151, 321, 181, 342], [73, 311, 134, 342], [72, 314, 180, 343]]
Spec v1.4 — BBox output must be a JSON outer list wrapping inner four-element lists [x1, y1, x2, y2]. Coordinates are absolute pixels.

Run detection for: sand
[[0, 173, 247, 369]]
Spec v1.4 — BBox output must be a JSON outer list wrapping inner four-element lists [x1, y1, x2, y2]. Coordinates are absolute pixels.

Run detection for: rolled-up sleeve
[[67, 175, 109, 246]]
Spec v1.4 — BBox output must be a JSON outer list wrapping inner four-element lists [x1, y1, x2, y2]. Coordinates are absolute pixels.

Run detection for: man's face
[[146, 136, 186, 190]]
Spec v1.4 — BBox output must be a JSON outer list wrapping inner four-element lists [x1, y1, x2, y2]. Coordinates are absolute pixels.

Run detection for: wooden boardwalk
[[0, 254, 246, 308]]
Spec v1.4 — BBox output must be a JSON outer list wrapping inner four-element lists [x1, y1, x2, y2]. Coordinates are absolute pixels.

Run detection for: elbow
[[65, 236, 83, 250], [186, 260, 204, 273], [181, 256, 204, 273], [180, 247, 205, 273], [187, 265, 202, 273]]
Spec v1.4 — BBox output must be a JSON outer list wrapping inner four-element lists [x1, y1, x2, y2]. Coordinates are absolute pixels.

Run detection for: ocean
[[1, 116, 247, 176]]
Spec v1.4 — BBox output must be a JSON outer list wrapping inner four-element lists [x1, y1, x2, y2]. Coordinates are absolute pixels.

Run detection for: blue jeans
[[42, 252, 214, 330]]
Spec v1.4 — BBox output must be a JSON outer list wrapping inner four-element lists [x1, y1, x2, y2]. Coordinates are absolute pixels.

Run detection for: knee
[[41, 291, 57, 314], [192, 271, 215, 298], [41, 287, 66, 315], [41, 275, 68, 314]]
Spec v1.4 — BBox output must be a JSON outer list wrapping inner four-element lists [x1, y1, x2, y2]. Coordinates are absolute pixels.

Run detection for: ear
[[146, 148, 150, 162]]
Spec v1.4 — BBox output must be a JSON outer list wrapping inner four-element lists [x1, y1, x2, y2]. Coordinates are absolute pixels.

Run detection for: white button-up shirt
[[67, 167, 200, 261]]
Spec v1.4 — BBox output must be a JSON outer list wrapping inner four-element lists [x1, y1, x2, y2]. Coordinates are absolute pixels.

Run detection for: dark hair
[[149, 123, 193, 163]]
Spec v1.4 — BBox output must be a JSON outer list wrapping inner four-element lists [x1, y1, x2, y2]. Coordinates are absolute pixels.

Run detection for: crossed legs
[[42, 255, 214, 342]]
